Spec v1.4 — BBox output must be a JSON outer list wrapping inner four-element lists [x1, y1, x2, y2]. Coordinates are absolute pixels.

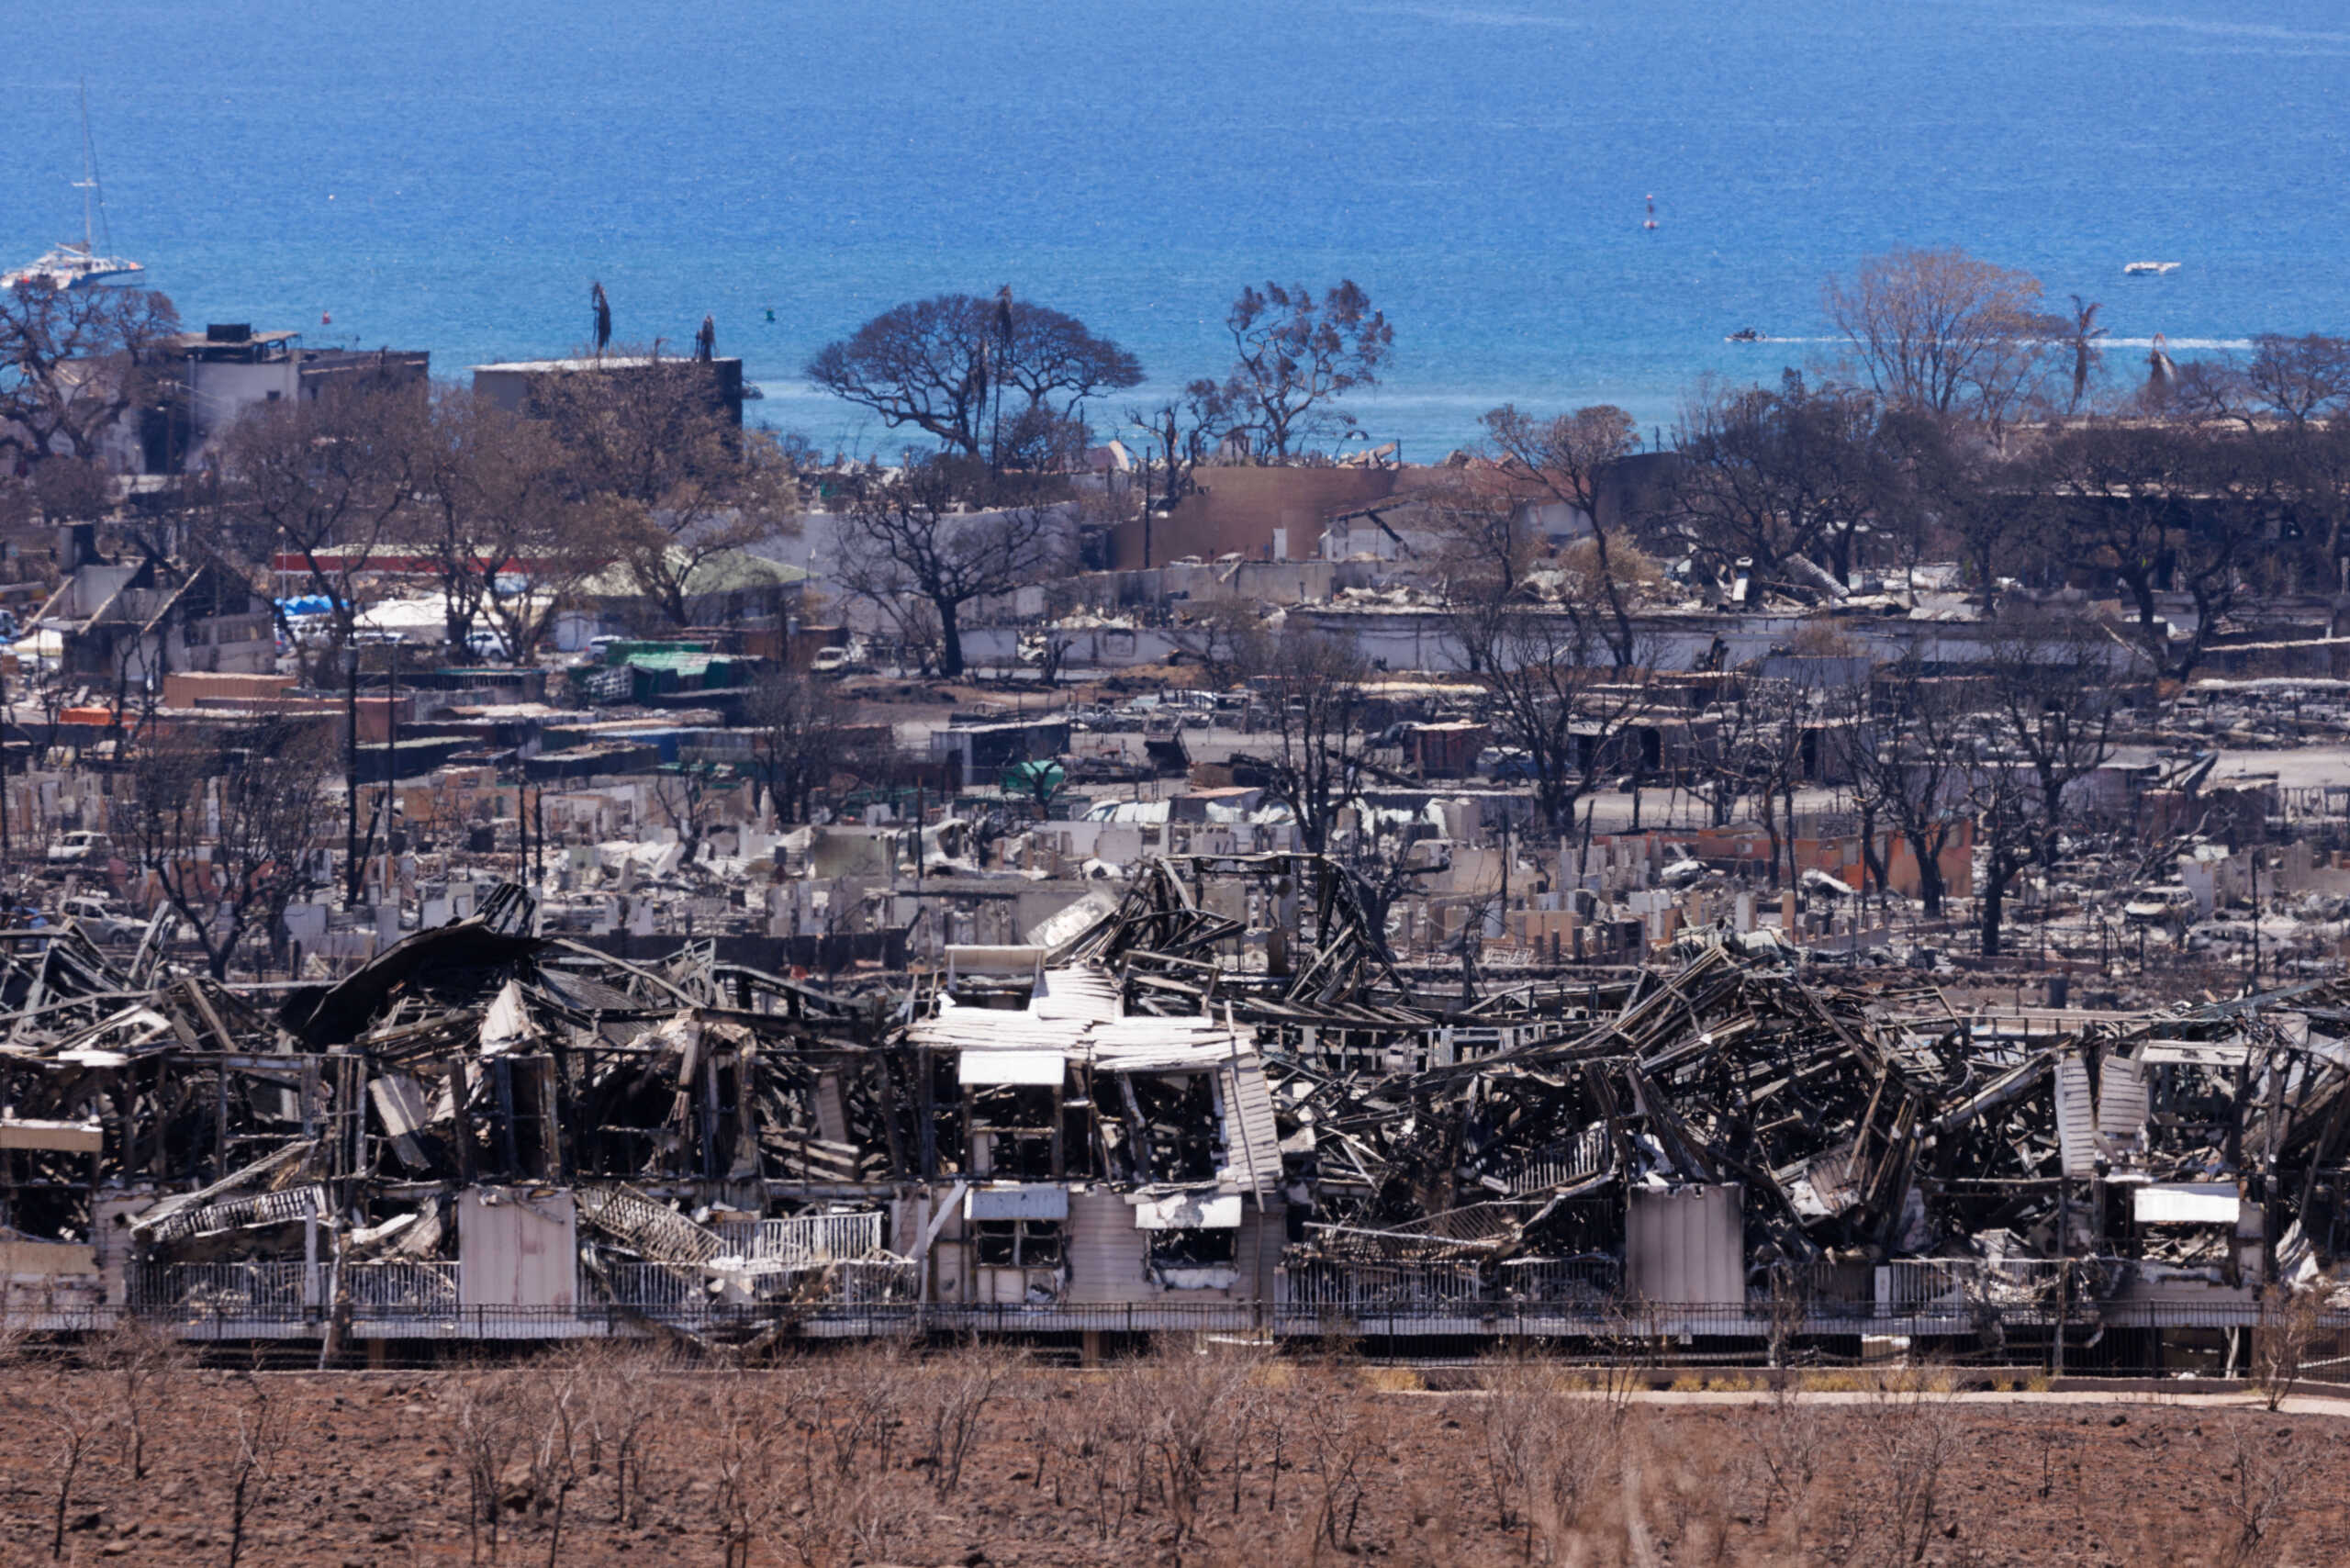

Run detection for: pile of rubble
[[0, 862, 2344, 1345], [1288, 943, 2350, 1303], [0, 885, 912, 1330]]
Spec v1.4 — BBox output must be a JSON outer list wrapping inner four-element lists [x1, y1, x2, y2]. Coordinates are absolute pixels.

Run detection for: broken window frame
[[972, 1216, 1065, 1269]]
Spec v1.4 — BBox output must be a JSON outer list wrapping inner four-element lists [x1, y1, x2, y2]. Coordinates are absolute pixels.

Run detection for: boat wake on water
[[1725, 335, 2255, 350]]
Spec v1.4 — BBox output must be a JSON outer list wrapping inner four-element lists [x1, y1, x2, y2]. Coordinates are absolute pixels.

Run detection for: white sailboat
[[3, 84, 142, 293]]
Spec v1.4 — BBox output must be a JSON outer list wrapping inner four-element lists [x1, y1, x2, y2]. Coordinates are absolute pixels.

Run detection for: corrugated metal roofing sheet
[[1033, 967, 1122, 1024], [2133, 1183, 2240, 1226], [957, 1048, 1068, 1087]]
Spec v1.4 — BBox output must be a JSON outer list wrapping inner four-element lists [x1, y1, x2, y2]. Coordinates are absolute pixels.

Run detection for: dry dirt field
[[1, 1337, 2346, 1567]]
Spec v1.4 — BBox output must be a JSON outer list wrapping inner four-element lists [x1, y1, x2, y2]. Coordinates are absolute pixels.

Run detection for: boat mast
[[73, 80, 108, 256]]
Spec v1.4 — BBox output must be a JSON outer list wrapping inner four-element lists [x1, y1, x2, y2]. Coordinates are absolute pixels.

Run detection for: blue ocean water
[[6, 1, 2347, 458]]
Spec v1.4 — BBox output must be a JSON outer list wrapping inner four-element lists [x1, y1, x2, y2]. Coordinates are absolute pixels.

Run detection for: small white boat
[[2123, 261, 2180, 276], [3, 86, 141, 293]]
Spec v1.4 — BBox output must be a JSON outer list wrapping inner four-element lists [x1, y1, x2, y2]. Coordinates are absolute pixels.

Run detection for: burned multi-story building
[[0, 863, 2343, 1369]]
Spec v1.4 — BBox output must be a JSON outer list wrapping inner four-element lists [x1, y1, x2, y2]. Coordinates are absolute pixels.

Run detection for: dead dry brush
[[2251, 1283, 2327, 1412], [95, 1314, 190, 1483], [761, 1340, 922, 1568], [1749, 1374, 1825, 1532], [16, 1339, 2350, 1567], [1136, 1335, 1269, 1554], [1297, 1358, 1392, 1555], [222, 1372, 285, 1568], [1061, 1365, 1150, 1543], [24, 1350, 107, 1562], [711, 1371, 781, 1568], [562, 1337, 675, 1529], [442, 1364, 532, 1565], [911, 1335, 1023, 1499], [1474, 1348, 1639, 1564], [2208, 1421, 2318, 1568], [1826, 1370, 1966, 1568]]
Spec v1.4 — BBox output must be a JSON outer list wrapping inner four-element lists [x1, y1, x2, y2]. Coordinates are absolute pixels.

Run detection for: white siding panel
[[2098, 1055, 2150, 1150], [2055, 1057, 2098, 1178], [1236, 1198, 1286, 1302], [1625, 1184, 1741, 1305], [1063, 1188, 1151, 1304], [1219, 1058, 1281, 1196]]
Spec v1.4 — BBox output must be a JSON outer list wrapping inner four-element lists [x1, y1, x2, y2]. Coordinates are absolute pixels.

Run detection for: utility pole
[[0, 654, 12, 874], [343, 640, 360, 905], [384, 642, 397, 812], [2249, 847, 2262, 989], [381, 644, 398, 918]]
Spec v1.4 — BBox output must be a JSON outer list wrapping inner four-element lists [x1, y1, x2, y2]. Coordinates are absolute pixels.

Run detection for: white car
[[46, 830, 110, 865], [2123, 886, 2199, 924], [811, 643, 871, 676], [60, 896, 135, 943]]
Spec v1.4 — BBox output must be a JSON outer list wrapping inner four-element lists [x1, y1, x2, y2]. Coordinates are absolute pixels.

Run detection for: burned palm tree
[[988, 284, 1014, 467], [2065, 295, 2108, 413]]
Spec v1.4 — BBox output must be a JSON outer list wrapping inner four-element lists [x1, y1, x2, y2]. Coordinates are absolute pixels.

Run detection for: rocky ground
[[2, 1343, 2345, 1566]]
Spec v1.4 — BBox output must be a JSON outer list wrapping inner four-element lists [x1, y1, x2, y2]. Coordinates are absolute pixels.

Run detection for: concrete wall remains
[[1109, 466, 1402, 569]]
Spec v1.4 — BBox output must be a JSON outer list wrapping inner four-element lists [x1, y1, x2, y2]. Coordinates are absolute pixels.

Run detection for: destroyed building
[[0, 863, 2343, 1369]]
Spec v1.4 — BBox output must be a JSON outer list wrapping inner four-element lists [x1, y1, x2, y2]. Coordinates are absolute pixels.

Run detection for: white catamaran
[[3, 85, 142, 293]]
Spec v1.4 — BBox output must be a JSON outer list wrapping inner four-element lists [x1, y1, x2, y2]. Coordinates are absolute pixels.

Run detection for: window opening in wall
[[973, 1217, 1064, 1268], [1147, 1225, 1239, 1290]]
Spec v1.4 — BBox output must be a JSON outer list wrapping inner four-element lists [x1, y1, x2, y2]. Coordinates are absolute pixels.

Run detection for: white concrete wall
[[188, 357, 301, 458]]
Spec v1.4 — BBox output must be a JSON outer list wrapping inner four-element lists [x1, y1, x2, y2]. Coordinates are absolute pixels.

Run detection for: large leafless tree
[[525, 351, 800, 627], [125, 719, 335, 980], [218, 376, 425, 663], [1850, 658, 1970, 919], [1968, 613, 2126, 956], [1669, 372, 1886, 585], [2244, 333, 2350, 429], [746, 668, 861, 824], [404, 386, 616, 658], [1479, 403, 1643, 666], [1867, 409, 2042, 607], [807, 292, 1141, 466], [215, 375, 424, 901], [2039, 418, 2263, 680], [1125, 378, 1232, 513], [1212, 281, 1392, 460], [834, 459, 1067, 678], [1256, 630, 1371, 855], [1454, 601, 1647, 838], [0, 279, 179, 475], [1823, 247, 2054, 426]]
